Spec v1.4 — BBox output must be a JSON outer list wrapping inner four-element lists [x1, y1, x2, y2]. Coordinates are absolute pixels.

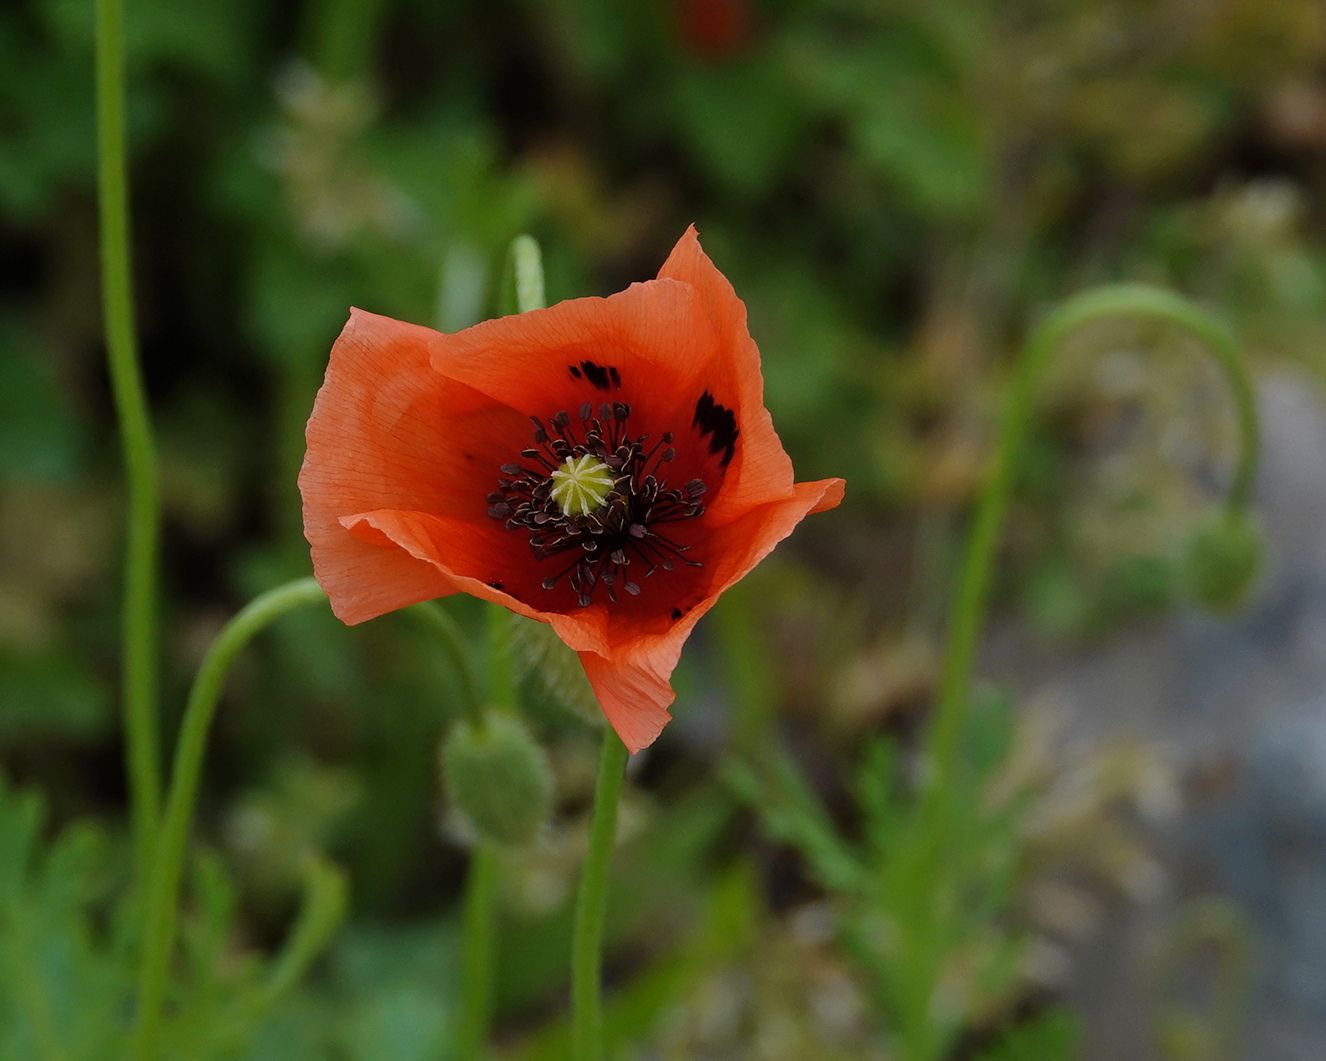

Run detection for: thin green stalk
[[416, 598, 497, 1057], [446, 603, 510, 1060], [96, 0, 162, 881], [129, 584, 486, 1053], [454, 491, 519, 1061], [452, 232, 546, 1057], [711, 584, 776, 754], [487, 607, 517, 709], [508, 234, 545, 316], [411, 601, 485, 726], [895, 285, 1259, 1061], [926, 282, 1258, 796], [303, 0, 390, 83], [254, 856, 348, 1011], [11, 919, 65, 1061], [493, 230, 639, 1058], [484, 232, 545, 714], [457, 844, 499, 1058], [213, 856, 349, 1052], [486, 232, 545, 713], [571, 729, 629, 1061], [132, 578, 327, 1058]]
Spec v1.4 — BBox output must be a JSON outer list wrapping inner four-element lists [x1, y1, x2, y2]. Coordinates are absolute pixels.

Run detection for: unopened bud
[[441, 712, 553, 847], [507, 614, 601, 726], [1182, 511, 1263, 613]]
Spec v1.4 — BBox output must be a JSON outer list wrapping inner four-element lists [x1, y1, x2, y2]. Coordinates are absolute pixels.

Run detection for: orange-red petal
[[578, 652, 675, 754], [301, 308, 528, 624], [657, 225, 796, 523], [574, 476, 845, 751], [426, 278, 719, 433]]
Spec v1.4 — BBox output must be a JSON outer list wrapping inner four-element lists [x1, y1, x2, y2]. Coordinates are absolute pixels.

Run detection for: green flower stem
[[453, 231, 546, 1057], [497, 232, 630, 1060], [712, 584, 776, 754], [487, 607, 517, 708], [927, 283, 1258, 796], [213, 856, 349, 1052], [256, 856, 349, 1011], [448, 603, 511, 1060], [419, 596, 498, 1057], [507, 233, 545, 316], [484, 231, 546, 715], [132, 578, 327, 1058], [411, 601, 484, 726], [572, 729, 629, 1061], [488, 233, 545, 711], [457, 843, 499, 1058], [130, 582, 486, 1054], [96, 0, 162, 883]]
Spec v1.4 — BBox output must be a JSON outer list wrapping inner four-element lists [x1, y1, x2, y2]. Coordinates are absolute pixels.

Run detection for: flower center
[[549, 454, 614, 517], [487, 401, 707, 607]]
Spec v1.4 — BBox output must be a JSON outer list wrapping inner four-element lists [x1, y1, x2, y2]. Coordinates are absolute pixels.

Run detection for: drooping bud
[[441, 711, 553, 847], [1182, 511, 1263, 613]]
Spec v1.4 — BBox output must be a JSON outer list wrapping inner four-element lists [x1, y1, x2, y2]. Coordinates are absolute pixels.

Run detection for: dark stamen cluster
[[487, 401, 706, 607]]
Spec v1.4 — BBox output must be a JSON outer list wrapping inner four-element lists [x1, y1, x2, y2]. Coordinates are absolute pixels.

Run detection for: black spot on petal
[[568, 365, 582, 379], [671, 607, 683, 620], [693, 391, 738, 468], [578, 360, 619, 391]]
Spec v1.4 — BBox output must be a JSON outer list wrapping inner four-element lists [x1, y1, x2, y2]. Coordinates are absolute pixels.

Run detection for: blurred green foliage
[[730, 695, 1041, 1060], [2, 0, 1321, 1054]]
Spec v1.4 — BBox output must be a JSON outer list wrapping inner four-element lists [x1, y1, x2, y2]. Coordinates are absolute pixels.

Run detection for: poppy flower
[[299, 227, 844, 753], [676, 0, 753, 58]]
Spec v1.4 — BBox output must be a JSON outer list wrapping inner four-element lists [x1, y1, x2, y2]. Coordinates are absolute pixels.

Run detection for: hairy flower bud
[[507, 613, 602, 726], [441, 712, 553, 847], [1182, 511, 1263, 613]]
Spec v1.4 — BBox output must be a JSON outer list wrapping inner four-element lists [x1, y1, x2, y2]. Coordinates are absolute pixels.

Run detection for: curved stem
[[130, 583, 488, 1053], [410, 601, 484, 725], [926, 283, 1258, 790], [571, 729, 629, 1061], [213, 855, 349, 1051], [131, 578, 327, 1057], [257, 855, 348, 1009], [96, 0, 162, 883]]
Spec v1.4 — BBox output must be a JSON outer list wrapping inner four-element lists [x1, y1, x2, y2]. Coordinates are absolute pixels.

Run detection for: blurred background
[[4, 0, 1326, 1057]]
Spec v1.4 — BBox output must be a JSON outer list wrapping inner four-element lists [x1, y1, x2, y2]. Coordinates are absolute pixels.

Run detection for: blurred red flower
[[677, 0, 753, 58], [300, 227, 843, 752]]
